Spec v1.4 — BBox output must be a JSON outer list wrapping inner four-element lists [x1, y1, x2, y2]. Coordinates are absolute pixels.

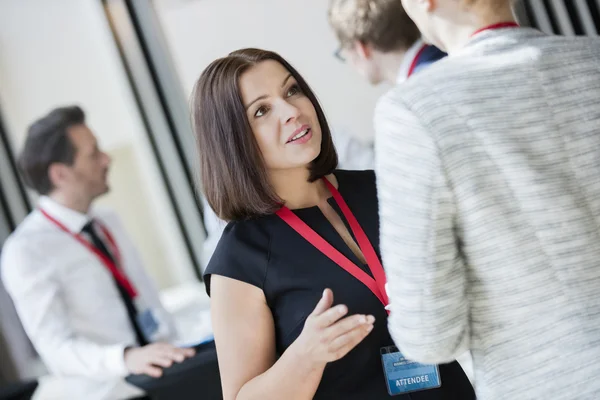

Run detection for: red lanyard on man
[[40, 209, 138, 298], [276, 178, 389, 311], [408, 22, 519, 79], [407, 44, 429, 79]]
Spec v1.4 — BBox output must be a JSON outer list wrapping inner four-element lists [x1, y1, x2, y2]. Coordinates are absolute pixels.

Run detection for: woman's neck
[[270, 168, 332, 210], [439, 5, 517, 54]]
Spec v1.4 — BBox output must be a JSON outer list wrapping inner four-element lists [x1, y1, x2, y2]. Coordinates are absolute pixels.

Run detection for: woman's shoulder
[[204, 217, 274, 295], [220, 217, 272, 244], [209, 217, 273, 263]]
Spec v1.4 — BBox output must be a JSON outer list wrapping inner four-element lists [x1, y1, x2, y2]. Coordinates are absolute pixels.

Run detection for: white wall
[[154, 0, 388, 143], [0, 0, 195, 288]]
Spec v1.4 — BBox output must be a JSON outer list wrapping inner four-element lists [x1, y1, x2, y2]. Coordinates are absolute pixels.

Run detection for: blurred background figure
[[1, 106, 195, 400], [375, 0, 600, 399], [328, 0, 446, 85]]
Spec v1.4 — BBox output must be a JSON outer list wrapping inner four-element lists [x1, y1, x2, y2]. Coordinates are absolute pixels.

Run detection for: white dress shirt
[[1, 196, 178, 400]]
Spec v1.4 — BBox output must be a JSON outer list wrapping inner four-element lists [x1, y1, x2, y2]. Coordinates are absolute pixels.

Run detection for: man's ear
[[354, 41, 373, 60], [48, 163, 68, 189]]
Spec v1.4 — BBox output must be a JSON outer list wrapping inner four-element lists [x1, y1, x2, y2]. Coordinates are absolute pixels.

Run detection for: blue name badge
[[381, 346, 442, 396], [137, 309, 159, 340]]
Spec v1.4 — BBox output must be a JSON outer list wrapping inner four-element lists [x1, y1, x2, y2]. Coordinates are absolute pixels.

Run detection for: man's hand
[[124, 343, 196, 378]]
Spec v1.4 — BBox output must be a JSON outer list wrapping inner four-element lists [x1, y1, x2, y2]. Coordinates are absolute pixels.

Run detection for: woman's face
[[239, 60, 322, 172]]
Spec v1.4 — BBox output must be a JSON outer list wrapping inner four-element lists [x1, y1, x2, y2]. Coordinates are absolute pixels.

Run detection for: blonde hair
[[328, 0, 420, 52]]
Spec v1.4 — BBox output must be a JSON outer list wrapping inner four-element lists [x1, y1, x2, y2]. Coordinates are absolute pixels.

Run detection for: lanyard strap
[[407, 44, 428, 79], [471, 22, 519, 37], [40, 209, 138, 298], [322, 179, 388, 304], [276, 178, 389, 308]]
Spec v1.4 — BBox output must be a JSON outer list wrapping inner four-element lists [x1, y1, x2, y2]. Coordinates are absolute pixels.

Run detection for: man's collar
[[396, 38, 425, 84], [38, 196, 91, 233]]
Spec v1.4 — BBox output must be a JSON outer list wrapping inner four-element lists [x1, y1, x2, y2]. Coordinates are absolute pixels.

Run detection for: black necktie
[[81, 220, 149, 346]]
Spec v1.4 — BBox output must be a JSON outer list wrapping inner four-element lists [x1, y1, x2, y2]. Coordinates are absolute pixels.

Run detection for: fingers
[[139, 343, 195, 377], [163, 347, 194, 363], [311, 288, 334, 316], [328, 321, 374, 361], [166, 353, 184, 364], [142, 364, 163, 378], [326, 314, 375, 339], [180, 347, 196, 358], [164, 344, 195, 358], [315, 304, 348, 328], [151, 356, 175, 368]]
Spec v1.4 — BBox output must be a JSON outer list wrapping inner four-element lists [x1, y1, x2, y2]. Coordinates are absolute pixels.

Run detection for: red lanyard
[[407, 44, 428, 79], [276, 178, 389, 309], [471, 22, 519, 37], [40, 209, 138, 298]]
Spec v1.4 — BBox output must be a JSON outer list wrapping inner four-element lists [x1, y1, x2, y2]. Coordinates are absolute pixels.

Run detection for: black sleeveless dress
[[205, 170, 475, 399]]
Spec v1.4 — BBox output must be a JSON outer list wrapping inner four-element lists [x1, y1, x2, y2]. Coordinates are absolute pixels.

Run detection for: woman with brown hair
[[192, 48, 474, 400]]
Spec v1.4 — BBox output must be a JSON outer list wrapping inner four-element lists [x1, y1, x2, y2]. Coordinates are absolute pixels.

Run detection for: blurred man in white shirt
[[1, 106, 194, 400]]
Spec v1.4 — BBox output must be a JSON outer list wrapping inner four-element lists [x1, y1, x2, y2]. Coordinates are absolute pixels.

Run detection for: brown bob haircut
[[191, 48, 338, 222]]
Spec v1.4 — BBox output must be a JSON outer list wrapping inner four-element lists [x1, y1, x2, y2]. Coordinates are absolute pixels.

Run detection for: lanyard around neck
[[407, 44, 429, 79], [276, 178, 389, 309], [40, 209, 137, 298]]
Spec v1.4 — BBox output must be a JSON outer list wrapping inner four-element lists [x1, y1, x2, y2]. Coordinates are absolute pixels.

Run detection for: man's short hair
[[18, 106, 85, 195], [328, 0, 421, 52]]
